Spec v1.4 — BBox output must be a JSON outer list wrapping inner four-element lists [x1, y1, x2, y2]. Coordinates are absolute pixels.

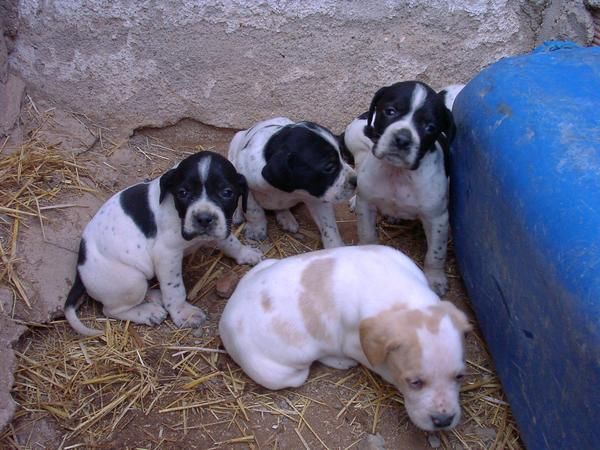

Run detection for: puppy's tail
[[64, 271, 103, 337]]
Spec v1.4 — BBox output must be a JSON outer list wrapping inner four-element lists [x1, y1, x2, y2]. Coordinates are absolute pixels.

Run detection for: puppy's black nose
[[431, 413, 455, 429], [195, 212, 216, 228], [394, 129, 412, 149]]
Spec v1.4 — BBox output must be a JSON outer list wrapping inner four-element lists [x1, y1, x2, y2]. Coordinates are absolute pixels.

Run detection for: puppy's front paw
[[348, 195, 357, 213], [424, 268, 448, 296], [245, 223, 267, 241], [170, 302, 207, 329], [234, 245, 263, 265], [232, 207, 245, 226], [275, 210, 299, 233]]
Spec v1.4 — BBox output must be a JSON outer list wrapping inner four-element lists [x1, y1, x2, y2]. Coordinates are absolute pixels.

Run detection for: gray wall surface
[[5, 0, 593, 138]]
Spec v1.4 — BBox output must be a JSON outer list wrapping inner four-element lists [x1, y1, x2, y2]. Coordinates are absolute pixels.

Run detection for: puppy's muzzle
[[431, 413, 455, 429], [393, 129, 412, 151], [194, 212, 217, 234]]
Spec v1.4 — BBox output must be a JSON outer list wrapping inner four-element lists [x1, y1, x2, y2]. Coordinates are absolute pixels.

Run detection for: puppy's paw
[[348, 195, 356, 213], [424, 268, 449, 296], [234, 245, 263, 265], [244, 224, 267, 241], [170, 302, 207, 329], [232, 207, 245, 226], [275, 210, 299, 233]]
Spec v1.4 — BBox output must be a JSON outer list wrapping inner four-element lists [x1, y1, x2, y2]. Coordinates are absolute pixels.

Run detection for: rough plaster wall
[[11, 0, 542, 138], [535, 0, 594, 45]]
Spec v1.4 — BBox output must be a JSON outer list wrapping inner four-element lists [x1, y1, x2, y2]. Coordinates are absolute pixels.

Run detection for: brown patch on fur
[[272, 317, 306, 347], [261, 292, 273, 312], [359, 301, 470, 381], [298, 257, 336, 343]]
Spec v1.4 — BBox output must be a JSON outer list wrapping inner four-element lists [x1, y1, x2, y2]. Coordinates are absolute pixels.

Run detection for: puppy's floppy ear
[[337, 132, 355, 166], [365, 86, 388, 142], [261, 151, 296, 193], [359, 315, 402, 366], [159, 168, 177, 203], [237, 173, 249, 213], [439, 300, 472, 334]]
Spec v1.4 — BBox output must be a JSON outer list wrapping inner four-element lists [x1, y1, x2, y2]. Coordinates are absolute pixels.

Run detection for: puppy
[[228, 117, 357, 248], [64, 151, 262, 336], [219, 245, 471, 431], [343, 81, 463, 295]]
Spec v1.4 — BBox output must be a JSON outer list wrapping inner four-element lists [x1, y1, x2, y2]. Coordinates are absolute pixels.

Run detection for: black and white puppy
[[343, 81, 463, 295], [228, 117, 357, 248], [64, 151, 262, 336]]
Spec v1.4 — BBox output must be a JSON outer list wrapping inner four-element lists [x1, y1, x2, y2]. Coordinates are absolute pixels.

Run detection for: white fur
[[67, 158, 262, 336], [343, 84, 464, 295], [228, 117, 356, 248], [219, 245, 469, 431]]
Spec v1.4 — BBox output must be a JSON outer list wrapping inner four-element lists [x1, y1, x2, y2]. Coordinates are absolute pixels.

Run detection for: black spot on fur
[[120, 183, 157, 238]]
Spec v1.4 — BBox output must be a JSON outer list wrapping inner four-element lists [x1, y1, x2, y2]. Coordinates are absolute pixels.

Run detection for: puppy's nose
[[431, 413, 455, 429], [195, 212, 216, 228], [394, 129, 412, 149]]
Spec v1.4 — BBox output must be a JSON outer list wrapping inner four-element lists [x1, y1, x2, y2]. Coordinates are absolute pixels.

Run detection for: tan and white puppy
[[219, 245, 471, 431], [228, 117, 357, 248]]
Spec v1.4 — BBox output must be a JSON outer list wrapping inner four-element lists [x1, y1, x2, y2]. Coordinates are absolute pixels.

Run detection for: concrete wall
[[6, 0, 593, 139]]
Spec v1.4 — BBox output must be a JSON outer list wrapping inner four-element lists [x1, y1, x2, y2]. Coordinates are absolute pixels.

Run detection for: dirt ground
[[0, 117, 522, 449]]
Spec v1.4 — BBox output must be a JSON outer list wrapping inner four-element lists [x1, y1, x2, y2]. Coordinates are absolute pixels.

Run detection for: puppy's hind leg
[[101, 274, 168, 327], [241, 357, 311, 390]]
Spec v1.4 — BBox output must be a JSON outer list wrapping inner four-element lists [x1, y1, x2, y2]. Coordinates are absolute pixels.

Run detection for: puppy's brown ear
[[439, 300, 472, 334], [359, 315, 402, 366], [159, 168, 177, 203], [237, 173, 249, 213]]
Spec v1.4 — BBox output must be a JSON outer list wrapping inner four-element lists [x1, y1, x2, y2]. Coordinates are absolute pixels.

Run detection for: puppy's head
[[159, 151, 248, 241], [365, 81, 455, 170], [261, 122, 357, 203], [359, 301, 471, 431]]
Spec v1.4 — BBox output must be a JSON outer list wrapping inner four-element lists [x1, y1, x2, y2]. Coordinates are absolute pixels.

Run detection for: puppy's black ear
[[436, 103, 456, 176], [159, 168, 176, 203], [337, 132, 355, 166], [261, 152, 296, 193], [365, 86, 388, 141], [237, 173, 249, 213]]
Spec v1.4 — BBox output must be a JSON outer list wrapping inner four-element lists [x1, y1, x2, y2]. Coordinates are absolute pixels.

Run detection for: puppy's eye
[[455, 373, 465, 382], [323, 162, 338, 174], [407, 378, 424, 390], [384, 107, 397, 117], [176, 188, 189, 199], [424, 123, 437, 134], [220, 188, 234, 199]]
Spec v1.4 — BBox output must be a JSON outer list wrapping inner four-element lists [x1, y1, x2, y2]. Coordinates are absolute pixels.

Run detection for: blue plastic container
[[450, 42, 600, 450]]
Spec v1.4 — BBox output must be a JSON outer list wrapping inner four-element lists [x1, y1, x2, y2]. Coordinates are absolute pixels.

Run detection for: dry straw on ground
[[0, 125, 522, 449]]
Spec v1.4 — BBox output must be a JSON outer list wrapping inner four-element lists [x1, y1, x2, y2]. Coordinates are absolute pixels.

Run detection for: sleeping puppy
[[64, 151, 262, 336], [228, 117, 357, 248], [219, 245, 471, 431], [343, 82, 463, 295]]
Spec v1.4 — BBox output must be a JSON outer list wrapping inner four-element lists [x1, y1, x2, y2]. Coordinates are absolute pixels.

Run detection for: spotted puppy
[[219, 245, 471, 431], [343, 82, 463, 295], [228, 117, 357, 248], [64, 151, 262, 336]]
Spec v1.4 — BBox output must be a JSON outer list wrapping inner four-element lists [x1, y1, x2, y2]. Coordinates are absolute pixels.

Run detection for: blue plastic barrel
[[450, 42, 600, 450]]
